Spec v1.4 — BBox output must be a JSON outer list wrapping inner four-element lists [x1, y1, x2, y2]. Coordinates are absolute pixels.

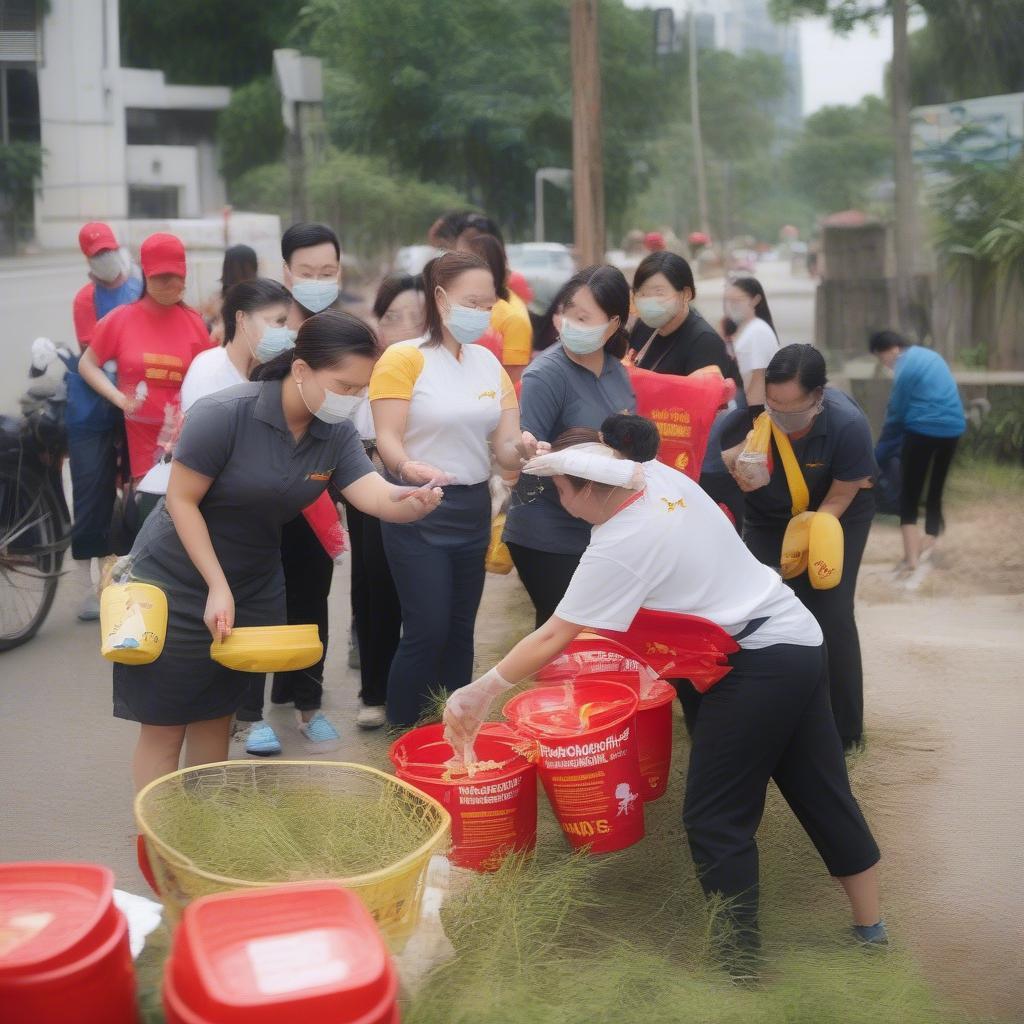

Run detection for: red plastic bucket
[[165, 882, 398, 1024], [389, 723, 537, 872], [636, 680, 676, 801], [503, 681, 645, 854], [0, 862, 137, 1024]]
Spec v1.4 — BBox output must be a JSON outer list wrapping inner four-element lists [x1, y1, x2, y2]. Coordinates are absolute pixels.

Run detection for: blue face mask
[[253, 324, 296, 363], [560, 317, 609, 355], [292, 278, 339, 314], [443, 298, 492, 346]]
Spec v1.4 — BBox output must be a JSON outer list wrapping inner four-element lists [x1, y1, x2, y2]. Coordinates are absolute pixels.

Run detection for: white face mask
[[297, 375, 366, 424], [89, 250, 127, 284]]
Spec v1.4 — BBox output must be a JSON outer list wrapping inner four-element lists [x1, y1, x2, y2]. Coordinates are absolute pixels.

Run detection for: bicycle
[[0, 379, 72, 651]]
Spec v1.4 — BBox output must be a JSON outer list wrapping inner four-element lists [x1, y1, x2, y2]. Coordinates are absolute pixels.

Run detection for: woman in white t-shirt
[[370, 251, 534, 727], [444, 414, 884, 970], [724, 276, 779, 409]]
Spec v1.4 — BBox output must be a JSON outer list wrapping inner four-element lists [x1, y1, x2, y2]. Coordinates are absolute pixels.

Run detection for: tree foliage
[[217, 77, 284, 186]]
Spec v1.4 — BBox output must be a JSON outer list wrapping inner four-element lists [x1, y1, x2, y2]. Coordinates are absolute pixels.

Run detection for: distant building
[[0, 0, 230, 250]]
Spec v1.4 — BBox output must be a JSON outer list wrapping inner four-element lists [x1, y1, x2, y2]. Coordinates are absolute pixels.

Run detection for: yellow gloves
[[780, 511, 844, 590]]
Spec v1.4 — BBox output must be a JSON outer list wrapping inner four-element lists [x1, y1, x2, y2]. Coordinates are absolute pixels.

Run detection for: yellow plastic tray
[[135, 760, 451, 944], [209, 624, 322, 672]]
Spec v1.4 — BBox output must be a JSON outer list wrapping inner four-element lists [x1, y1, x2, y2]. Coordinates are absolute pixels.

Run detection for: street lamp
[[534, 167, 573, 243]]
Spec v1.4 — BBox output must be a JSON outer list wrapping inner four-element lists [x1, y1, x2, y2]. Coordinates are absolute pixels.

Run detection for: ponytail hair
[[731, 276, 776, 335], [251, 309, 379, 382], [600, 414, 661, 462], [560, 265, 631, 359], [222, 278, 291, 346]]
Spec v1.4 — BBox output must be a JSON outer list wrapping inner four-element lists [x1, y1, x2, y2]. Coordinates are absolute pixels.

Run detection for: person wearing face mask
[[202, 244, 260, 344], [502, 266, 636, 626], [281, 222, 343, 326], [721, 345, 878, 751], [79, 233, 211, 486], [444, 415, 884, 975], [629, 252, 745, 532], [66, 223, 144, 620], [370, 251, 533, 726], [114, 310, 444, 794], [345, 274, 425, 729], [724, 277, 779, 409]]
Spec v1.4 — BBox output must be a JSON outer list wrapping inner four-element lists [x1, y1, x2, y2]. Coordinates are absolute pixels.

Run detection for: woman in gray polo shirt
[[114, 311, 443, 792], [503, 266, 636, 626]]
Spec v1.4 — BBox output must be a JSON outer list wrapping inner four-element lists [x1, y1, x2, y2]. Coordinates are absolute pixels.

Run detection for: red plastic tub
[[503, 681, 644, 854], [635, 679, 676, 801], [0, 862, 137, 1024], [164, 882, 398, 1024], [390, 723, 537, 872]]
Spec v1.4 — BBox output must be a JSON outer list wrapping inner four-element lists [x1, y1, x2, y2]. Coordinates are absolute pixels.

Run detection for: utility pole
[[688, 8, 711, 239], [891, 0, 915, 331], [571, 0, 605, 266]]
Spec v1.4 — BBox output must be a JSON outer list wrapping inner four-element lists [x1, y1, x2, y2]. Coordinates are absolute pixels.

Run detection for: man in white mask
[[69, 222, 144, 620]]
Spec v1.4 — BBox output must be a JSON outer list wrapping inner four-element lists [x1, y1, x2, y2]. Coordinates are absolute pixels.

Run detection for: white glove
[[31, 337, 58, 372], [442, 666, 514, 762]]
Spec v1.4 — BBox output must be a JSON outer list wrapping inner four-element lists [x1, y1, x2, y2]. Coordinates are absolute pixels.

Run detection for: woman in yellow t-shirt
[[369, 251, 534, 726]]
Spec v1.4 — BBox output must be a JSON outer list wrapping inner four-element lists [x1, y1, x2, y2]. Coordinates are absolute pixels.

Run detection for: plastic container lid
[[170, 882, 396, 1024], [0, 863, 115, 977], [210, 625, 323, 673]]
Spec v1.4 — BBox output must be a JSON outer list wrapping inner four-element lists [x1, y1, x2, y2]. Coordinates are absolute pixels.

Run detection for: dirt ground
[[2, 463, 1021, 1020]]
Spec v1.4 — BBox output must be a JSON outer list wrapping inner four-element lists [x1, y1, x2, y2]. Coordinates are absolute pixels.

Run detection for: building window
[[1, 65, 40, 143], [129, 185, 180, 219], [0, 1, 37, 33]]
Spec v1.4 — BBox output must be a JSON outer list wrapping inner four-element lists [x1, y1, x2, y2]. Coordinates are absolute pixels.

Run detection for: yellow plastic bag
[[780, 511, 815, 580], [100, 581, 168, 665], [485, 513, 513, 575], [808, 512, 844, 590]]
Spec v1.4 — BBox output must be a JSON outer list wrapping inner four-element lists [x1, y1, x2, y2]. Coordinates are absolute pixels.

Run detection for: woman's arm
[[165, 462, 234, 640], [371, 398, 450, 485], [745, 368, 766, 407], [78, 345, 137, 414], [340, 471, 443, 523], [490, 406, 530, 472], [496, 615, 583, 682], [818, 477, 870, 519]]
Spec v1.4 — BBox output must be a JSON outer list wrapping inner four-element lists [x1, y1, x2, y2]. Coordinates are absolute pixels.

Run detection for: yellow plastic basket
[[134, 760, 450, 943], [209, 624, 323, 673]]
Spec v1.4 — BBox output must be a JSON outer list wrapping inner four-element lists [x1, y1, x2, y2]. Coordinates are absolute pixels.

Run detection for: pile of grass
[[143, 778, 438, 881]]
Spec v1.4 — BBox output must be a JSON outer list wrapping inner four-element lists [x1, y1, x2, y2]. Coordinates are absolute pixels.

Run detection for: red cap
[[644, 231, 666, 251], [140, 232, 187, 278], [78, 221, 118, 257]]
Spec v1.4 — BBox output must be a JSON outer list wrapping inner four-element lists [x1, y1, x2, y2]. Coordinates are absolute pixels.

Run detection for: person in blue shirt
[[870, 331, 965, 574]]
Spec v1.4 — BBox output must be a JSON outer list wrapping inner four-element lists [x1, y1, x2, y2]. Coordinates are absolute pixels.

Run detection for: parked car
[[506, 243, 576, 312]]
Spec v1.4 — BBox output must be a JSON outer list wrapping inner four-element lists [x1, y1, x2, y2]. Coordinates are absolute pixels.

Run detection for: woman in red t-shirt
[[79, 233, 211, 482]]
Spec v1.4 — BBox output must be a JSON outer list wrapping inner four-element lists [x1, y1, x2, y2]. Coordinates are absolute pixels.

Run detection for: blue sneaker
[[853, 921, 889, 947], [245, 721, 281, 757], [300, 712, 341, 747]]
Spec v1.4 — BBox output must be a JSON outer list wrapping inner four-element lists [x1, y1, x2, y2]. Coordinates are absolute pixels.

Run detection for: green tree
[[217, 77, 284, 186], [0, 142, 43, 248], [785, 97, 893, 213], [120, 1, 303, 86]]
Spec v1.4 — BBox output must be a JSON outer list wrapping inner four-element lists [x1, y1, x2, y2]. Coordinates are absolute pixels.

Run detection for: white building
[[1, 0, 232, 250]]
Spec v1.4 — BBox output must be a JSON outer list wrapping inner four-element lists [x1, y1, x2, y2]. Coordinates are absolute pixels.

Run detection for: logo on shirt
[[307, 471, 331, 481], [660, 496, 687, 513], [673, 451, 690, 472], [804, 462, 825, 469], [478, 389, 496, 400]]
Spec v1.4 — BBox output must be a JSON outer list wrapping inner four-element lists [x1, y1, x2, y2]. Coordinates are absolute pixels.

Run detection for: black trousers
[[506, 542, 584, 629], [743, 516, 873, 747], [683, 643, 880, 951], [347, 501, 402, 708], [900, 432, 958, 536], [238, 515, 333, 721], [68, 430, 119, 560]]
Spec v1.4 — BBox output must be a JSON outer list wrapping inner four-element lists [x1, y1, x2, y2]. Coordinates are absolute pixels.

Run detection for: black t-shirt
[[629, 308, 734, 379], [720, 387, 878, 528]]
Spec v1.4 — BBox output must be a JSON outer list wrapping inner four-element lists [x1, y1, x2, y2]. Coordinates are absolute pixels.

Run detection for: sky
[[622, 1, 894, 116]]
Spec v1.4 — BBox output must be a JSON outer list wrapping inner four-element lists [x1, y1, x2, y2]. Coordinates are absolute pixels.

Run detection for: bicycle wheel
[[0, 461, 65, 651]]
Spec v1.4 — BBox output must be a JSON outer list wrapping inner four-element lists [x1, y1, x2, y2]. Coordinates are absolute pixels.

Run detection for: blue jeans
[[381, 483, 490, 726]]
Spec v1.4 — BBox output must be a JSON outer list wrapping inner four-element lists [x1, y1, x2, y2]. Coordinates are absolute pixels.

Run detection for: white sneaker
[[356, 703, 387, 730]]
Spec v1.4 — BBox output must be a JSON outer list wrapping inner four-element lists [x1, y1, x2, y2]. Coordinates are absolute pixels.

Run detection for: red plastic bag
[[597, 608, 739, 693], [626, 365, 735, 480], [301, 491, 346, 560]]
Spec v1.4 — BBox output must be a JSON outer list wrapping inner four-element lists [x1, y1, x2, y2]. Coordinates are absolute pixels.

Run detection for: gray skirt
[[112, 505, 285, 726]]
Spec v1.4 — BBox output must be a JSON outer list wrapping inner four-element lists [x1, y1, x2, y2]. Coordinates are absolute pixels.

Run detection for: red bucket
[[389, 723, 537, 872], [0, 862, 137, 1024], [636, 680, 676, 801], [164, 882, 398, 1024], [503, 681, 645, 854]]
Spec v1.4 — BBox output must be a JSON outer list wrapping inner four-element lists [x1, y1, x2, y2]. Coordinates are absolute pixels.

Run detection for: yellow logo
[[307, 471, 331, 481], [478, 389, 496, 400], [660, 496, 686, 512], [804, 461, 825, 469], [673, 451, 690, 471]]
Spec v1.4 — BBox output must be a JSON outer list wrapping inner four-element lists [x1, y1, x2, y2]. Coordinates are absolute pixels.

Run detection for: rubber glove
[[442, 666, 514, 763]]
